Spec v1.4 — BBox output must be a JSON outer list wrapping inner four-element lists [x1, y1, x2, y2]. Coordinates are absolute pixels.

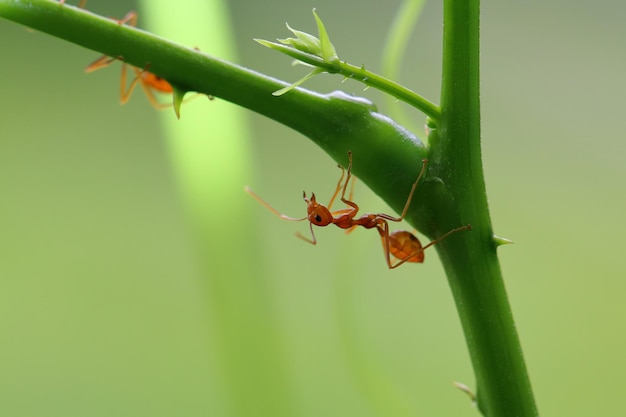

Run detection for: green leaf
[[272, 67, 324, 96], [312, 9, 339, 64], [255, 39, 328, 68], [278, 22, 322, 55]]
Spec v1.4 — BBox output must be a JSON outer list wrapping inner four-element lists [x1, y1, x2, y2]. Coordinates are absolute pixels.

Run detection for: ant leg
[[119, 64, 142, 105], [295, 222, 318, 245], [84, 10, 136, 72], [120, 64, 169, 109], [347, 174, 357, 202], [327, 164, 346, 210], [378, 159, 430, 224], [340, 151, 354, 201], [117, 11, 138, 27], [376, 221, 399, 269], [86, 58, 150, 107], [420, 225, 472, 251], [389, 225, 471, 269], [338, 151, 360, 215], [396, 158, 429, 221], [389, 253, 418, 269], [139, 82, 172, 109], [339, 178, 358, 234], [327, 161, 356, 210], [363, 158, 429, 226], [85, 55, 119, 73]]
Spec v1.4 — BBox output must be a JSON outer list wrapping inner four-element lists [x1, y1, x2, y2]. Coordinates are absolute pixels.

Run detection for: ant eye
[[314, 214, 322, 223]]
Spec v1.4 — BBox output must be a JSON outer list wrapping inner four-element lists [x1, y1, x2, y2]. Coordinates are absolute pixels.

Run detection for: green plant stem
[[432, 0, 539, 415], [258, 40, 441, 120], [0, 2, 540, 415]]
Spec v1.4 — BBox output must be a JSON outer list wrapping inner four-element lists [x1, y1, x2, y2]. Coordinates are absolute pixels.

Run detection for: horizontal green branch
[[0, 0, 436, 230]]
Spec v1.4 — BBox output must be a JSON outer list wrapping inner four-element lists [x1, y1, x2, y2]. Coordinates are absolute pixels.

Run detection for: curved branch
[[0, 0, 430, 225]]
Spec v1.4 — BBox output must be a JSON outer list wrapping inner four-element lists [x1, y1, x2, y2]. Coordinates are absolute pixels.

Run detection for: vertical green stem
[[434, 0, 539, 416]]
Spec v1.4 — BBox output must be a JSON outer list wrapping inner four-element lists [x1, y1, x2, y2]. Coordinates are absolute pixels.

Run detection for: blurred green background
[[1, 0, 625, 416]]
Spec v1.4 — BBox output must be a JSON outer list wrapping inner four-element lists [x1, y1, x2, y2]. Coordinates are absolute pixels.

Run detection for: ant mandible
[[245, 152, 471, 269]]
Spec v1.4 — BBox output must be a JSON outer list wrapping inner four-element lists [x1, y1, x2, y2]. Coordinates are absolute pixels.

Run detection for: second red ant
[[58, 1, 176, 108], [83, 10, 176, 110], [246, 152, 470, 269]]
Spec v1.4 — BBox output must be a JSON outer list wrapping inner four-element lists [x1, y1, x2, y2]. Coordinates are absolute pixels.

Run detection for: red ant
[[59, 1, 168, 106], [83, 11, 175, 110], [63, 2, 208, 113], [245, 152, 470, 269]]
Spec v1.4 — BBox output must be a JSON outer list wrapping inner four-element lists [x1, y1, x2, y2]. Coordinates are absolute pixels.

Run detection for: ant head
[[303, 192, 333, 226]]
